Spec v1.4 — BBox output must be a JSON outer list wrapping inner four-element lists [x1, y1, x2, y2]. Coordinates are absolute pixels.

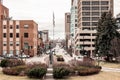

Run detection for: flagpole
[[53, 12, 55, 40]]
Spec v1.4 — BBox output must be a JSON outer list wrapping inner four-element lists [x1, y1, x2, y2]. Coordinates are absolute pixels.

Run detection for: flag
[[53, 12, 55, 27]]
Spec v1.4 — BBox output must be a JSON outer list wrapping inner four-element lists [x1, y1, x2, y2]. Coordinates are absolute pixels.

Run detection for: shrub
[[2, 65, 27, 76], [27, 67, 47, 78], [26, 62, 48, 69], [53, 67, 70, 79], [1, 59, 25, 67], [0, 59, 8, 67], [56, 55, 64, 62], [77, 66, 101, 76], [53, 63, 70, 78]]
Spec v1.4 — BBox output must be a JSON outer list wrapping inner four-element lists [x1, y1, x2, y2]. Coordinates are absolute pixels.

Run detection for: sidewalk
[[102, 67, 120, 72]]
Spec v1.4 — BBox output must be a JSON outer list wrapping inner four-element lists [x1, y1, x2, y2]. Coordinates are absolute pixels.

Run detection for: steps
[[46, 65, 54, 79]]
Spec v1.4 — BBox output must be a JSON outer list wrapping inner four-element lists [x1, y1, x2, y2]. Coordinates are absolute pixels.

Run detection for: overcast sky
[[3, 0, 120, 39]]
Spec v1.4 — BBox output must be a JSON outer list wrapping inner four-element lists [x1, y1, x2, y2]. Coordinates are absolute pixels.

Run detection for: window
[[82, 12, 90, 16], [92, 17, 99, 21], [24, 24, 29, 28], [24, 33, 29, 38], [82, 1, 90, 5], [16, 25, 19, 29], [92, 12, 99, 16], [9, 50, 13, 57], [10, 41, 13, 46], [82, 22, 90, 26], [92, 22, 98, 26], [82, 17, 90, 21], [101, 1, 109, 5], [16, 50, 19, 55], [92, 1, 99, 5], [67, 15, 70, 23], [10, 33, 13, 38], [82, 7, 90, 10], [101, 7, 109, 10], [24, 42, 28, 49], [16, 42, 19, 46], [3, 33, 6, 38], [92, 7, 99, 10], [3, 50, 7, 56], [10, 25, 13, 29], [3, 25, 6, 29], [3, 42, 7, 46], [16, 33, 19, 38]]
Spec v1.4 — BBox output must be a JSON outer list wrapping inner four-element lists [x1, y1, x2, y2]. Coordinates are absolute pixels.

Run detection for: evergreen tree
[[95, 12, 120, 58]]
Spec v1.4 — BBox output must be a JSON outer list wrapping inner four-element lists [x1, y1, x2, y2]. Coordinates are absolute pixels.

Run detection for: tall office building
[[0, 2, 38, 57], [75, 0, 113, 57], [65, 13, 71, 49], [70, 0, 78, 37]]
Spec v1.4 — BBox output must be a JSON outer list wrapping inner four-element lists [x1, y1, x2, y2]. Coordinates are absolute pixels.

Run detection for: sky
[[3, 0, 120, 39]]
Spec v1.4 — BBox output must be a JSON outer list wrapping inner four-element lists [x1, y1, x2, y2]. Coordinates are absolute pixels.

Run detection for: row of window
[[82, 7, 109, 10], [82, 22, 98, 26], [80, 39, 95, 42], [3, 33, 28, 38], [3, 41, 19, 46], [82, 17, 99, 21], [79, 33, 96, 36], [3, 24, 29, 29], [3, 50, 20, 56], [82, 1, 109, 5]]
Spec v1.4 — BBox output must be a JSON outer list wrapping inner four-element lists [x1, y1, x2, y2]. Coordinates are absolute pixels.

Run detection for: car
[[74, 55, 84, 61], [18, 54, 30, 58]]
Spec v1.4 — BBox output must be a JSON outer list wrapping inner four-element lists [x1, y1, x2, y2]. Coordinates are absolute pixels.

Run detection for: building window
[[82, 1, 90, 5], [16, 42, 19, 46], [3, 42, 7, 46], [82, 22, 90, 26], [16, 50, 19, 55], [92, 12, 99, 16], [82, 7, 90, 10], [3, 33, 6, 38], [101, 1, 109, 5], [10, 33, 13, 38], [92, 7, 99, 10], [24, 42, 29, 49], [9, 50, 13, 57], [3, 50, 7, 56], [3, 25, 6, 29], [10, 41, 13, 46], [10, 25, 13, 29], [16, 25, 19, 29], [24, 24, 29, 28], [82, 17, 90, 21], [16, 33, 19, 38], [101, 7, 109, 10], [82, 12, 90, 16], [92, 1, 99, 5], [24, 33, 29, 38]]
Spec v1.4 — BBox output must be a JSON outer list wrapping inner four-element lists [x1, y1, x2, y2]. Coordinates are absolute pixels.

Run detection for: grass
[[99, 61, 120, 68], [0, 67, 120, 80], [69, 71, 120, 80]]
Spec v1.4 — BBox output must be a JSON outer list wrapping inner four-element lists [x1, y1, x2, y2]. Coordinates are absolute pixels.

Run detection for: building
[[0, 2, 38, 57], [70, 0, 78, 37], [38, 30, 49, 51], [65, 13, 71, 49], [75, 0, 113, 57]]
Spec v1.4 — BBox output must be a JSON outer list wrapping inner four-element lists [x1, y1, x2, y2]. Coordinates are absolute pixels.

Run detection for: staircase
[[45, 64, 54, 79]]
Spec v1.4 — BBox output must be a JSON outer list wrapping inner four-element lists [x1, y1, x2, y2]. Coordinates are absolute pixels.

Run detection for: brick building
[[0, 2, 38, 57]]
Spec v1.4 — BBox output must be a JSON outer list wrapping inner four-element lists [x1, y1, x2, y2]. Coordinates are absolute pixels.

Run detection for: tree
[[95, 12, 120, 62]]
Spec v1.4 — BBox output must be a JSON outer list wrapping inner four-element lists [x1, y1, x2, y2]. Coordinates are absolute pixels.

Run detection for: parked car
[[74, 55, 84, 61], [18, 54, 30, 58]]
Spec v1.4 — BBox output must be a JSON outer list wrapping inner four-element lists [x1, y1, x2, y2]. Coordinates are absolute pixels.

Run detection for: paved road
[[102, 67, 120, 72], [25, 54, 48, 64]]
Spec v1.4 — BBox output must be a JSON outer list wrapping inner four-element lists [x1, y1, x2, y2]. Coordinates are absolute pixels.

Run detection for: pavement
[[25, 54, 49, 64], [102, 67, 120, 72]]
